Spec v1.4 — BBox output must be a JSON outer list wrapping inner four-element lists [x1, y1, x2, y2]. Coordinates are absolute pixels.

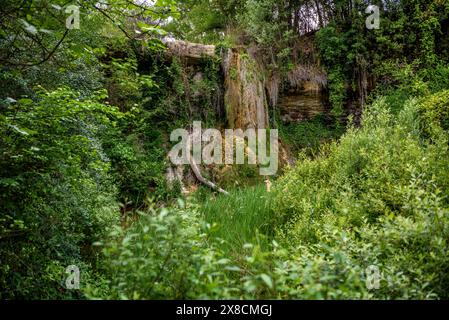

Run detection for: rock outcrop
[[222, 48, 269, 129], [278, 81, 326, 123], [164, 39, 269, 130], [278, 65, 327, 123]]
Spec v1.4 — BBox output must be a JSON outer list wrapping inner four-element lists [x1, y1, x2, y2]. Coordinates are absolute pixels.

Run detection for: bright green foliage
[[99, 86, 449, 299], [1, 0, 449, 301], [85, 202, 287, 299], [90, 93, 449, 298], [166, 0, 244, 42], [200, 185, 274, 251], [315, 0, 449, 118], [98, 52, 169, 206], [104, 57, 159, 112], [0, 88, 120, 298], [85, 205, 232, 299], [99, 51, 224, 206], [273, 93, 449, 299], [419, 89, 449, 135], [315, 25, 348, 117], [240, 0, 291, 48]]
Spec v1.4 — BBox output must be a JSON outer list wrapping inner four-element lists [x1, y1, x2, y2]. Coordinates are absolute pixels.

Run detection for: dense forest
[[1, 0, 449, 300]]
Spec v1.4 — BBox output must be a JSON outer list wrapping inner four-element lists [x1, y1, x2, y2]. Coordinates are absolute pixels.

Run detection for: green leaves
[[0, 178, 21, 188], [0, 87, 120, 299], [20, 19, 38, 35], [7, 124, 32, 136], [260, 273, 273, 289], [136, 21, 167, 36], [273, 85, 449, 299]]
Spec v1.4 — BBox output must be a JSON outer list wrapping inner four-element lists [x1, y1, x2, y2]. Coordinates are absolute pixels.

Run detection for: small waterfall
[[222, 48, 268, 129]]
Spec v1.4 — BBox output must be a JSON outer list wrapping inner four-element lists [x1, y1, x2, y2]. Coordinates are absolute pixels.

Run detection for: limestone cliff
[[164, 38, 329, 128], [222, 48, 269, 129]]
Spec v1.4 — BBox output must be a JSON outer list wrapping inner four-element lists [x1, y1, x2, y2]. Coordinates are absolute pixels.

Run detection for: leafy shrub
[[418, 89, 449, 135], [272, 95, 449, 299], [91, 86, 449, 300], [0, 88, 120, 298], [86, 202, 289, 300], [86, 204, 239, 299], [102, 127, 169, 206]]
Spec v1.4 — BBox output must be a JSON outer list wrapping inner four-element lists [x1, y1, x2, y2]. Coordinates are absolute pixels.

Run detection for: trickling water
[[222, 48, 268, 129]]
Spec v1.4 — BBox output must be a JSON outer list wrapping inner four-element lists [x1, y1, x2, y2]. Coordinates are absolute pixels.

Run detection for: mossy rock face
[[222, 48, 269, 130], [278, 84, 326, 123]]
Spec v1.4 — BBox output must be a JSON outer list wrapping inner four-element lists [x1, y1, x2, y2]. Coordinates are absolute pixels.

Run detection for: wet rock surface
[[278, 81, 327, 123]]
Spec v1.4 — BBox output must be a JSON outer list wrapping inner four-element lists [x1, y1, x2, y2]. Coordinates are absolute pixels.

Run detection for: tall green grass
[[199, 184, 274, 251]]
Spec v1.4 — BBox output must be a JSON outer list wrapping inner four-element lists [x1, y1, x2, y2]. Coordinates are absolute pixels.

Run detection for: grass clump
[[199, 184, 274, 252]]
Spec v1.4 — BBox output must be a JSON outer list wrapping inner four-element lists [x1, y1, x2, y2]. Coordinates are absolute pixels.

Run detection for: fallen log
[[186, 133, 229, 195], [163, 38, 216, 64]]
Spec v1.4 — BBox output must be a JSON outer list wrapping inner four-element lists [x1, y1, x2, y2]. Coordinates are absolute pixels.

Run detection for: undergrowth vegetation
[[200, 185, 274, 251], [1, 0, 448, 300], [279, 114, 344, 157], [85, 79, 449, 299], [0, 88, 120, 298], [273, 92, 449, 299]]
